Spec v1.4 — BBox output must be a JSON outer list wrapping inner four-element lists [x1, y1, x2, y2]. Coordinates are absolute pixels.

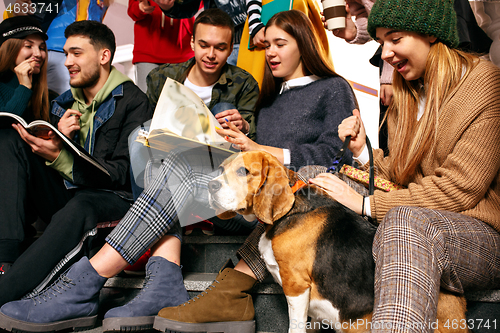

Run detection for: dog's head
[[208, 151, 296, 224]]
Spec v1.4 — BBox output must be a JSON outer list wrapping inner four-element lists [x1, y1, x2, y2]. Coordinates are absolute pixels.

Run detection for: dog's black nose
[[208, 180, 221, 194]]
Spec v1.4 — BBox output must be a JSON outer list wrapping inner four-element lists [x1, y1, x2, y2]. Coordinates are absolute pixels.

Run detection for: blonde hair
[[0, 38, 50, 121], [384, 42, 478, 185]]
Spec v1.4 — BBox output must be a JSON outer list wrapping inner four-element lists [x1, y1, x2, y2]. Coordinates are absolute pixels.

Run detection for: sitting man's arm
[[52, 85, 153, 190], [73, 87, 152, 190], [232, 76, 260, 140], [212, 73, 260, 140]]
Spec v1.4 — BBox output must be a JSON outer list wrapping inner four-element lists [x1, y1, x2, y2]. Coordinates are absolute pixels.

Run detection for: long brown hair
[[384, 42, 478, 185], [0, 38, 50, 121], [256, 10, 338, 110]]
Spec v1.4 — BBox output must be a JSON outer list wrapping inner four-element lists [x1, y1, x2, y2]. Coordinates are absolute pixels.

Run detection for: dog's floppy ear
[[251, 153, 295, 224]]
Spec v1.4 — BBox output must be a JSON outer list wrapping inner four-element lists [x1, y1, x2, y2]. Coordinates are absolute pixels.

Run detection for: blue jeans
[[226, 44, 240, 66]]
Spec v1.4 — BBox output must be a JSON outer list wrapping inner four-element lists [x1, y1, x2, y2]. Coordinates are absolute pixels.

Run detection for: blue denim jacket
[[49, 82, 153, 198], [51, 85, 120, 155]]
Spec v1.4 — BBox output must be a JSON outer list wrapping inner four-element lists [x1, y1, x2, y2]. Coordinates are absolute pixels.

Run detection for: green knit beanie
[[367, 0, 459, 48]]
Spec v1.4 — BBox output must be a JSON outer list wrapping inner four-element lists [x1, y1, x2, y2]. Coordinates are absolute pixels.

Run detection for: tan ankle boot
[[153, 268, 257, 333]]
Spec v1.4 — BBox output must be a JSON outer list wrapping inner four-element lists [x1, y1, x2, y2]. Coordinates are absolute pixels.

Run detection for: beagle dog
[[208, 151, 468, 333]]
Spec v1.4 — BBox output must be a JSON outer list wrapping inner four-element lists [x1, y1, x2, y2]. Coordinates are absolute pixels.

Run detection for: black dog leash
[[328, 135, 375, 196]]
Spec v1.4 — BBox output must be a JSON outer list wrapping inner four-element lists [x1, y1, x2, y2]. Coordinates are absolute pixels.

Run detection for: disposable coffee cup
[[322, 0, 347, 30]]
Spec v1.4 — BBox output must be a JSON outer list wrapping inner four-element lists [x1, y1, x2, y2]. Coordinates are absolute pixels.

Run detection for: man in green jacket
[[146, 8, 259, 140]]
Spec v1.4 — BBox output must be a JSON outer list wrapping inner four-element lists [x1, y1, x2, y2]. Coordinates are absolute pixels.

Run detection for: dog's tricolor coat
[[208, 151, 468, 333]]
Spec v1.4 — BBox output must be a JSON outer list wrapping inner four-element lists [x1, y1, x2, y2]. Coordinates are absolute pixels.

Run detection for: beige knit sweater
[[369, 60, 500, 233]]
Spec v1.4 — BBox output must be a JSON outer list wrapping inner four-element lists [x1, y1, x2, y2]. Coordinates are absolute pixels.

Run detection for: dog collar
[[290, 179, 307, 193]]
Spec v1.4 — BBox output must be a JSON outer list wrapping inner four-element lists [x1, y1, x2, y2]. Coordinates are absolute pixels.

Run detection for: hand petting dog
[[309, 173, 364, 215]]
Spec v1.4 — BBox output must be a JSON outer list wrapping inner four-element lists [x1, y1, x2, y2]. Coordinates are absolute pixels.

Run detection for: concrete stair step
[[105, 273, 283, 295], [104, 274, 500, 302], [180, 233, 249, 275]]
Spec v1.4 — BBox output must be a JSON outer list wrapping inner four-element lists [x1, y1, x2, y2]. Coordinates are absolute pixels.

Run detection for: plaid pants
[[372, 206, 500, 332], [106, 147, 226, 263]]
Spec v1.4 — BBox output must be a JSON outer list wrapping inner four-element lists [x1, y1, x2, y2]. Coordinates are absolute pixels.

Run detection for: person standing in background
[[153, 0, 248, 66], [237, 0, 331, 87], [128, 0, 197, 93]]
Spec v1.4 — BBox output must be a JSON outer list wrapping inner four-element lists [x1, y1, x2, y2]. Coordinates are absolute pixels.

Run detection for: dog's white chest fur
[[258, 234, 282, 285], [259, 234, 342, 333]]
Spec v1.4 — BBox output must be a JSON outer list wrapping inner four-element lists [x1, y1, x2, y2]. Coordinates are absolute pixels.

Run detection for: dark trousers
[[0, 129, 131, 305]]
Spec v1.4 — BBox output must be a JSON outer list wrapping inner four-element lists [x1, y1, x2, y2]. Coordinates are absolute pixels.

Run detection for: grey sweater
[[256, 76, 355, 170]]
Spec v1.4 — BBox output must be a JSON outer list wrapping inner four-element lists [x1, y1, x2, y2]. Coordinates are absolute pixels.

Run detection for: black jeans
[[0, 129, 131, 305]]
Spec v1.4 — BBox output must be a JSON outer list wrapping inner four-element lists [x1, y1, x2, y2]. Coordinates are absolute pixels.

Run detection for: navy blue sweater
[[256, 76, 355, 170]]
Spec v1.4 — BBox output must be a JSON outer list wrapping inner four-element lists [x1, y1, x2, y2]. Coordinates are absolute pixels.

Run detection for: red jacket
[[128, 0, 195, 64]]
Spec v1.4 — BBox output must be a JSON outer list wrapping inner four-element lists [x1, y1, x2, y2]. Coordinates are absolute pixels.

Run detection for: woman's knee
[[144, 151, 190, 189], [379, 206, 443, 233], [374, 206, 445, 257]]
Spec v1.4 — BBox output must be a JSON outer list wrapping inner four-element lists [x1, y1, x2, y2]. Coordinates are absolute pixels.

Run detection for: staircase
[[93, 228, 290, 333], [28, 221, 500, 333]]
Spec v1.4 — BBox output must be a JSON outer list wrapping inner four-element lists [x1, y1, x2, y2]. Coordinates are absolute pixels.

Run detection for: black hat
[[0, 16, 48, 46]]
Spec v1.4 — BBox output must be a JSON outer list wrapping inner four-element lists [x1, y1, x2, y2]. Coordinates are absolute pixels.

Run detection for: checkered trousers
[[106, 147, 227, 264], [372, 206, 500, 332]]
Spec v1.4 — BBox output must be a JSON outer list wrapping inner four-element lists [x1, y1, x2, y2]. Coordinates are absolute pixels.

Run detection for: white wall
[[103, 0, 134, 46], [327, 32, 382, 148]]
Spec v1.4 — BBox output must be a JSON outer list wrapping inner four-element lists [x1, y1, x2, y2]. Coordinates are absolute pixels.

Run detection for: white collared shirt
[[279, 75, 320, 94]]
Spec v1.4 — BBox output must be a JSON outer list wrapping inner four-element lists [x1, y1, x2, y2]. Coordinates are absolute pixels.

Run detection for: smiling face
[[375, 27, 436, 81], [264, 25, 305, 81], [190, 23, 233, 85], [15, 34, 47, 75], [63, 35, 103, 89]]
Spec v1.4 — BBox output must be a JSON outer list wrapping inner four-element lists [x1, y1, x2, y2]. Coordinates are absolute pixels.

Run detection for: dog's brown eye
[[236, 167, 249, 176]]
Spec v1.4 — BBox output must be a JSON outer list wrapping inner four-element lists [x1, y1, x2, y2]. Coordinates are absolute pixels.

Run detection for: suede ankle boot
[[153, 267, 257, 333], [103, 256, 189, 332], [0, 257, 107, 332]]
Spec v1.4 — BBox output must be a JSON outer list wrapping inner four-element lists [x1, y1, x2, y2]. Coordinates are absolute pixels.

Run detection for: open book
[[137, 78, 234, 157], [0, 112, 110, 176]]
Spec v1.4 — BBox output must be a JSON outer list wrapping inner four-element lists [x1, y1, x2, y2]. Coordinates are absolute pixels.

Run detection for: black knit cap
[[367, 0, 459, 48], [0, 16, 48, 46]]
